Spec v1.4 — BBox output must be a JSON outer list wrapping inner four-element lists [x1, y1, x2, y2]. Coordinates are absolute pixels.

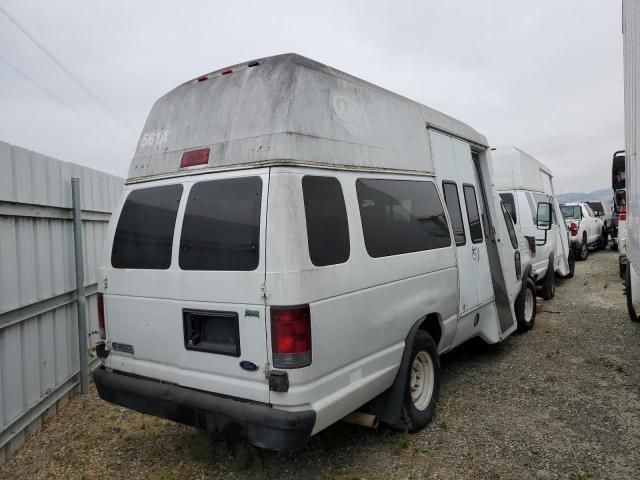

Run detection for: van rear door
[[102, 170, 270, 403]]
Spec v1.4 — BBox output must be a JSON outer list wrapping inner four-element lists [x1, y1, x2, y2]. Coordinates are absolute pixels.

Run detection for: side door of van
[[430, 132, 494, 331]]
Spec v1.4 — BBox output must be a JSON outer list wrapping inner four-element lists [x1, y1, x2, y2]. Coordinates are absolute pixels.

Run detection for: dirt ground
[[2, 247, 640, 480]]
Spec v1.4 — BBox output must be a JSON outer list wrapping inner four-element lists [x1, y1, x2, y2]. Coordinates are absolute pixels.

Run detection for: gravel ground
[[2, 248, 640, 480]]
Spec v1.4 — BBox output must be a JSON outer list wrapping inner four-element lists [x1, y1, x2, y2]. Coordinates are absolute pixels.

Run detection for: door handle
[[472, 246, 479, 261]]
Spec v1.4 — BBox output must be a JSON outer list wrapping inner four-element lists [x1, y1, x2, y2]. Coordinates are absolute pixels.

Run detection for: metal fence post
[[71, 177, 89, 394]]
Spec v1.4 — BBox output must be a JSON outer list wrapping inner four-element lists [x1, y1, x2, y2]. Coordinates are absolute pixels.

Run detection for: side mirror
[[537, 202, 552, 230]]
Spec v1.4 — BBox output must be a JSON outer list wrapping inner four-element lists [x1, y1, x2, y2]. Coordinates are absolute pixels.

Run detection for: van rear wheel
[[402, 331, 441, 432]]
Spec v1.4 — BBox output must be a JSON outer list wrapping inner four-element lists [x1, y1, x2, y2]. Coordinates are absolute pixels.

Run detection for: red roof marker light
[[180, 148, 210, 168], [221, 68, 233, 75]]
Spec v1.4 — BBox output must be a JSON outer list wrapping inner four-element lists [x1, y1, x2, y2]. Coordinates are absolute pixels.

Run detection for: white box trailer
[[92, 54, 541, 449], [490, 146, 573, 291], [623, 0, 640, 322]]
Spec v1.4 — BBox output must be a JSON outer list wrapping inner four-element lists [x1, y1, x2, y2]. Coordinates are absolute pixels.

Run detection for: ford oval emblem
[[240, 361, 259, 372]]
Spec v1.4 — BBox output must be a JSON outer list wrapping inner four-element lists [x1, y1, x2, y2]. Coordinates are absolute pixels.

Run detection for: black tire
[[578, 234, 589, 261], [540, 259, 556, 300], [565, 249, 575, 279], [598, 230, 608, 250], [515, 277, 537, 333], [402, 331, 441, 432], [626, 265, 640, 322]]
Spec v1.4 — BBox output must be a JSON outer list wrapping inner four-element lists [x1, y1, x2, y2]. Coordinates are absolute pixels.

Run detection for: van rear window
[[302, 176, 350, 266], [356, 179, 451, 258], [179, 177, 262, 271], [111, 185, 183, 269]]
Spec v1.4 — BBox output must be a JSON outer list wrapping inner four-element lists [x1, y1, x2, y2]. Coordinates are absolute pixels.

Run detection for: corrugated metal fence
[[0, 140, 122, 463]]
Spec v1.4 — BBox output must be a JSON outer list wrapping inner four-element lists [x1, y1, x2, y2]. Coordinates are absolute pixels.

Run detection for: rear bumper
[[93, 367, 315, 451]]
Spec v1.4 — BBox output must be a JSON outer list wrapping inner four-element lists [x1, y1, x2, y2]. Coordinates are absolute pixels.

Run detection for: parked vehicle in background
[[92, 54, 540, 450], [622, 0, 640, 322], [560, 202, 606, 261], [610, 207, 620, 250], [612, 150, 627, 274], [490, 146, 573, 300], [586, 201, 610, 238]]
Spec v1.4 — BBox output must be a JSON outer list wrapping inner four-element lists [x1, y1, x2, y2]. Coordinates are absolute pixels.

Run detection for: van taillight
[[620, 205, 627, 221], [270, 305, 311, 369], [97, 293, 106, 340], [570, 222, 579, 236], [180, 148, 210, 168]]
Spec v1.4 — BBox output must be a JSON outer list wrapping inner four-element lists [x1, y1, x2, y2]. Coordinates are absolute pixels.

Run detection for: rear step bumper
[[93, 367, 315, 451]]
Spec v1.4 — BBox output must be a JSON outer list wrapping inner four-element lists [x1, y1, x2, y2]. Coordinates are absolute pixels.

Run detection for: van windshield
[[561, 205, 581, 220]]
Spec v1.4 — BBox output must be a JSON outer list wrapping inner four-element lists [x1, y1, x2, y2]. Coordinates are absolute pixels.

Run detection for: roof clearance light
[[196, 75, 208, 82], [248, 61, 260, 67], [180, 148, 210, 168], [221, 68, 233, 75]]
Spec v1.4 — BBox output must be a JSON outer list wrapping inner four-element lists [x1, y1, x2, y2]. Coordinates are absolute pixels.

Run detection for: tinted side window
[[180, 177, 262, 271], [526, 193, 538, 223], [356, 179, 451, 258], [501, 202, 519, 249], [442, 181, 466, 246], [112, 185, 183, 269], [499, 193, 517, 224], [463, 185, 483, 244], [302, 176, 350, 266]]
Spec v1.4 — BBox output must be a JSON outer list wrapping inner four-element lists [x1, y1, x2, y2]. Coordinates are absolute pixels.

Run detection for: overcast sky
[[0, 0, 624, 193]]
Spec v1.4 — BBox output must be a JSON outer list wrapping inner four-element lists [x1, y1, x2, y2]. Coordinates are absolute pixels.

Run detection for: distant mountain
[[557, 188, 613, 209]]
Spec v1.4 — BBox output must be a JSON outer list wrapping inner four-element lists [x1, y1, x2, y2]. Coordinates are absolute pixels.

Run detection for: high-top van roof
[[128, 53, 487, 183], [490, 145, 552, 192]]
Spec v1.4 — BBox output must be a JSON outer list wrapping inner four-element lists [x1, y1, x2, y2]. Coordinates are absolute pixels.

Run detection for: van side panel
[[265, 169, 458, 433]]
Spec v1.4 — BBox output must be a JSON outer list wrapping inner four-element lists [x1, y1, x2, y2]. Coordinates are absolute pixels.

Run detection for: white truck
[[491, 146, 574, 298], [92, 54, 543, 450], [560, 202, 607, 260], [622, 0, 640, 322]]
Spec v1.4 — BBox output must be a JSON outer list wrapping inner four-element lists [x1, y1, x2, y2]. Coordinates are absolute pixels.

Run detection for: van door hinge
[[103, 277, 108, 290], [260, 281, 267, 299], [264, 362, 271, 379]]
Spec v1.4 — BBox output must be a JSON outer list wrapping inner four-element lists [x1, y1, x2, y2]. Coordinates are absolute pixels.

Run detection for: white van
[[93, 54, 543, 450], [490, 146, 574, 298]]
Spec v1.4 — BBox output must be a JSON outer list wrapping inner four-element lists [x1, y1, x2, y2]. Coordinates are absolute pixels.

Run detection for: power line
[[0, 4, 137, 137], [0, 54, 132, 149]]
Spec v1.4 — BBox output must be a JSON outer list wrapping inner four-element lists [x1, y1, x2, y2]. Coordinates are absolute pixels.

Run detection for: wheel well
[[417, 313, 442, 347]]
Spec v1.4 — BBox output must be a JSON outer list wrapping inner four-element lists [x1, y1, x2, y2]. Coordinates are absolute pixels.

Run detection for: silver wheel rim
[[410, 351, 435, 411], [581, 242, 587, 257], [524, 288, 534, 322]]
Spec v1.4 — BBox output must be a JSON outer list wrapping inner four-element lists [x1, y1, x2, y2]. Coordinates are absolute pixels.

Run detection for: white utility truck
[[623, 0, 640, 322], [491, 146, 574, 297], [93, 54, 544, 449]]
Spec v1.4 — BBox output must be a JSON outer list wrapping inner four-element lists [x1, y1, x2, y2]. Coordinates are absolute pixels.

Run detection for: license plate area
[[183, 309, 240, 357]]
